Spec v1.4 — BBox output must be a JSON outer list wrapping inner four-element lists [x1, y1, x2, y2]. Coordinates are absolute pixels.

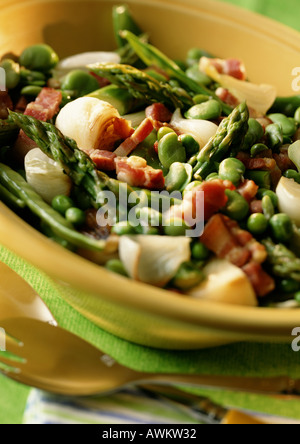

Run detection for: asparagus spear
[[88, 63, 194, 110], [262, 238, 300, 282], [113, 5, 143, 49], [192, 102, 249, 180], [120, 30, 233, 116]]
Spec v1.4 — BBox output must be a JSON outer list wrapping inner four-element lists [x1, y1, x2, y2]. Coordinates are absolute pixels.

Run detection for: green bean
[[268, 95, 300, 117], [265, 123, 283, 151], [179, 134, 200, 157], [19, 44, 59, 72], [172, 262, 204, 291], [269, 213, 293, 243], [193, 94, 211, 105], [88, 85, 140, 116], [112, 4, 143, 48], [256, 189, 278, 208], [283, 169, 300, 184], [223, 190, 249, 221], [0, 182, 26, 209], [191, 242, 210, 261], [247, 213, 268, 236], [185, 64, 212, 86], [262, 195, 275, 220], [268, 113, 297, 138], [250, 143, 269, 158], [0, 59, 20, 89], [241, 118, 264, 151], [185, 100, 222, 121], [0, 163, 106, 252], [218, 158, 245, 187], [165, 162, 193, 193], [158, 133, 186, 169], [61, 70, 100, 98], [105, 259, 128, 277], [163, 217, 190, 236], [245, 170, 271, 190], [21, 85, 43, 97]]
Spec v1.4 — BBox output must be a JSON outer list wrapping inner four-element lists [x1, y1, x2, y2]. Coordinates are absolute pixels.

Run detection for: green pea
[[179, 134, 200, 157], [269, 213, 293, 243], [294, 107, 300, 125], [21, 85, 43, 97], [193, 94, 210, 105], [0, 59, 20, 89], [183, 180, 202, 196], [61, 70, 100, 98], [223, 190, 249, 221], [262, 195, 275, 220], [191, 242, 210, 261], [52, 195, 74, 215], [268, 113, 297, 138], [165, 162, 193, 192], [65, 207, 86, 227], [283, 169, 300, 184], [279, 279, 300, 293], [105, 259, 128, 277], [111, 221, 136, 236], [206, 173, 220, 181], [185, 100, 222, 121], [265, 123, 283, 150], [163, 217, 190, 236], [185, 64, 212, 86], [172, 262, 204, 291], [256, 189, 278, 208], [247, 213, 268, 236], [157, 127, 175, 141], [250, 143, 269, 158], [218, 158, 245, 186], [19, 44, 59, 71], [158, 133, 186, 169]]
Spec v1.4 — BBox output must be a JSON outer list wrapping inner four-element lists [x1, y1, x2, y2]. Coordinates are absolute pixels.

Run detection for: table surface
[[1, 0, 300, 424]]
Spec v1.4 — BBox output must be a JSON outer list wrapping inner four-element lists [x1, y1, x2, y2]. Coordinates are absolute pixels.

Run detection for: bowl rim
[[1, 0, 300, 338]]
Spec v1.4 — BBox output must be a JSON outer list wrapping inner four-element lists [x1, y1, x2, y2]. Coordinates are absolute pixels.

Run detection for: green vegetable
[[163, 217, 190, 236], [172, 262, 204, 291], [279, 279, 300, 293], [283, 169, 300, 184], [88, 63, 194, 110], [185, 64, 212, 86], [165, 162, 192, 192], [120, 30, 232, 115], [112, 4, 143, 48], [157, 127, 175, 141], [61, 70, 100, 98], [269, 213, 293, 243], [265, 123, 283, 151], [223, 189, 249, 221], [294, 107, 300, 124], [295, 292, 300, 303], [19, 44, 59, 72], [191, 242, 210, 261], [158, 133, 186, 169], [65, 207, 86, 227], [88, 84, 141, 115], [268, 113, 297, 138], [0, 59, 20, 89], [135, 207, 162, 227], [241, 118, 264, 151], [262, 238, 300, 282], [288, 140, 300, 172], [0, 182, 26, 209], [193, 94, 211, 105], [183, 180, 202, 196], [0, 119, 19, 147], [256, 189, 278, 208], [52, 195, 74, 215], [245, 170, 271, 190], [193, 102, 249, 180], [268, 96, 300, 117], [218, 158, 245, 187], [20, 68, 46, 86], [262, 195, 275, 220], [0, 163, 106, 252], [247, 213, 268, 236], [105, 259, 128, 277], [21, 85, 43, 97], [186, 48, 213, 66], [111, 221, 136, 235], [179, 134, 200, 157], [185, 100, 222, 121], [205, 173, 219, 181], [250, 143, 268, 158]]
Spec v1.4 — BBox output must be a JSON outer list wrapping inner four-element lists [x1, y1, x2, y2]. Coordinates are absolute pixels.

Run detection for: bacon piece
[[242, 262, 275, 297], [89, 72, 111, 88], [273, 146, 296, 172], [215, 87, 239, 107], [250, 199, 263, 214], [224, 58, 246, 80], [237, 180, 259, 204], [0, 91, 13, 119], [115, 156, 165, 190], [114, 118, 154, 157], [145, 103, 173, 123], [238, 156, 277, 171], [90, 150, 117, 171]]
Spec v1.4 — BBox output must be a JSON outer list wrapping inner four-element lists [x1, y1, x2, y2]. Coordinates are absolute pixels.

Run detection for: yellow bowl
[[1, 0, 300, 349]]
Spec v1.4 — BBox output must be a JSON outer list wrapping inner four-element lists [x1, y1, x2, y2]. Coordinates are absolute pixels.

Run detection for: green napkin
[[1, 243, 300, 424]]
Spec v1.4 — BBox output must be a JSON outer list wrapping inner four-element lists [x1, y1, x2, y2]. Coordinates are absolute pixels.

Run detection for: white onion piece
[[170, 109, 218, 148], [119, 235, 191, 287], [25, 148, 72, 204], [276, 177, 300, 226], [57, 51, 120, 72]]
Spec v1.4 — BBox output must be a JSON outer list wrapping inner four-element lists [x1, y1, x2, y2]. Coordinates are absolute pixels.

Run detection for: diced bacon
[[90, 150, 117, 171], [239, 157, 277, 171], [256, 116, 273, 131], [115, 157, 165, 190], [250, 199, 263, 214], [0, 91, 13, 119], [114, 118, 154, 157], [215, 87, 239, 107], [145, 103, 173, 123], [24, 87, 62, 120], [154, 140, 159, 154], [273, 146, 296, 172], [242, 262, 275, 297], [89, 72, 111, 88], [237, 180, 259, 204], [224, 58, 246, 80]]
